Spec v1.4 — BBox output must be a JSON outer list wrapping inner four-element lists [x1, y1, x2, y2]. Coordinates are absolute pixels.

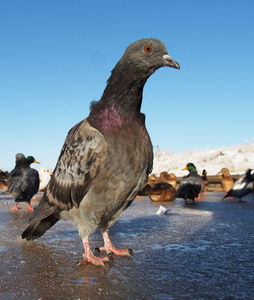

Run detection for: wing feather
[[46, 119, 108, 210]]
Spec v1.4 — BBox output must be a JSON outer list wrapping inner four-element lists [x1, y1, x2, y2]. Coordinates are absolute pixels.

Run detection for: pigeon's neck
[[88, 61, 152, 131]]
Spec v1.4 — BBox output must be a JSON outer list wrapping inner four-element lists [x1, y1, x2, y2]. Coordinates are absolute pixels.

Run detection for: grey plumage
[[176, 167, 201, 204], [8, 153, 40, 210], [22, 38, 180, 266]]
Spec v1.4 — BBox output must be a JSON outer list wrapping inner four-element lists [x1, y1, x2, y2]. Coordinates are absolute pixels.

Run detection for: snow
[[152, 143, 254, 177]]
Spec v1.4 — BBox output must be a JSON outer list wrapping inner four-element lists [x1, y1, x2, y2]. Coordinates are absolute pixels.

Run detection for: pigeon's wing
[[7, 168, 24, 197], [45, 118, 108, 210]]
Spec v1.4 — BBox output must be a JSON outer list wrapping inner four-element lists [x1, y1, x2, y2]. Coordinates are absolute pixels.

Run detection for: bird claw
[[76, 250, 111, 267], [10, 206, 22, 210], [26, 207, 34, 211], [96, 246, 133, 257]]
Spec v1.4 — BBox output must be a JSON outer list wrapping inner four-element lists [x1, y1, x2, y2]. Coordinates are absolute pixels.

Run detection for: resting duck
[[167, 173, 177, 189], [0, 170, 9, 190], [137, 173, 158, 196], [148, 174, 159, 187], [149, 182, 176, 202], [175, 163, 201, 204], [217, 168, 234, 193], [7, 154, 40, 210], [222, 169, 254, 202]]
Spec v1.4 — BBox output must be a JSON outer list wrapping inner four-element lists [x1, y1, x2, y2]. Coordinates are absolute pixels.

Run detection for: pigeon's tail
[[21, 214, 60, 240], [21, 194, 60, 240]]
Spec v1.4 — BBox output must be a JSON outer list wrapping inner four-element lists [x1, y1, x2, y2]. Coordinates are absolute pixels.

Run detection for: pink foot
[[78, 239, 110, 267], [10, 204, 22, 210], [99, 230, 132, 256], [26, 204, 34, 211]]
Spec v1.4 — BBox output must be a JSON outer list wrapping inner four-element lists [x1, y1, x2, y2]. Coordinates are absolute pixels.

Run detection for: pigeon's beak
[[163, 54, 180, 69]]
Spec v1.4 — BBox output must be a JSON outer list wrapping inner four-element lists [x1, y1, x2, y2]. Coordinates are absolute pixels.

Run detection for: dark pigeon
[[176, 163, 201, 204], [8, 153, 40, 210], [222, 169, 254, 202], [22, 38, 180, 266]]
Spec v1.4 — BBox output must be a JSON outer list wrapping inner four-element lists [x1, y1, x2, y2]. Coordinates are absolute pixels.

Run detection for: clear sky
[[1, 0, 254, 171]]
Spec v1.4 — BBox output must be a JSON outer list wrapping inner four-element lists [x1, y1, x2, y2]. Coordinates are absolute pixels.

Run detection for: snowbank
[[152, 143, 254, 177]]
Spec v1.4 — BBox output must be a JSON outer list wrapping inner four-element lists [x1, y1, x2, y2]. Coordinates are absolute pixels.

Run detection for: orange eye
[[144, 45, 152, 53]]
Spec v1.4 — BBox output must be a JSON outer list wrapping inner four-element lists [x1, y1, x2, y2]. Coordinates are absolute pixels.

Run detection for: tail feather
[[21, 214, 60, 240], [21, 193, 60, 240]]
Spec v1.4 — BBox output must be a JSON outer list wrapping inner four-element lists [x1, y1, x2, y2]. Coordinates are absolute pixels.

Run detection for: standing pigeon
[[8, 153, 40, 210], [22, 38, 180, 266], [222, 169, 254, 202], [176, 163, 201, 204]]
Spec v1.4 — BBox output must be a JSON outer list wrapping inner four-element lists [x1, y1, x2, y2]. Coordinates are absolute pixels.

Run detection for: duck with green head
[[8, 153, 40, 210], [175, 163, 201, 204]]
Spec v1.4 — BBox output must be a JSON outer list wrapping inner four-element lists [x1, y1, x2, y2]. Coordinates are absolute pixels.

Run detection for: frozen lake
[[0, 191, 254, 299]]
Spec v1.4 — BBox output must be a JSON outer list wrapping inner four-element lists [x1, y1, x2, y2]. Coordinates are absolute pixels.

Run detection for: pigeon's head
[[15, 153, 26, 162], [122, 38, 180, 72]]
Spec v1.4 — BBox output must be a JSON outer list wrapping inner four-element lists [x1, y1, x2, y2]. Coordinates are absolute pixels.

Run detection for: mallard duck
[[8, 154, 40, 210], [149, 182, 176, 202], [159, 171, 177, 189], [137, 173, 158, 196], [175, 163, 201, 204], [201, 169, 209, 196], [222, 169, 254, 202], [0, 170, 9, 190], [39, 167, 53, 192], [217, 168, 234, 193], [147, 174, 159, 187], [159, 171, 170, 183], [168, 173, 177, 189], [137, 183, 152, 196]]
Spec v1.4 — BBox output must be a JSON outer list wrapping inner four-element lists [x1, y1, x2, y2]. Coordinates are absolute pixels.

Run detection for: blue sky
[[1, 0, 254, 171]]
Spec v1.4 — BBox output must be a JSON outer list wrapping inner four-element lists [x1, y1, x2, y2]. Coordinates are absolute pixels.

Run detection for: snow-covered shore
[[152, 143, 254, 177]]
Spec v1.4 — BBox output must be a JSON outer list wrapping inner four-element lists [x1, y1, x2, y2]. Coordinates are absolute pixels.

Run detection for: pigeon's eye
[[144, 45, 152, 53]]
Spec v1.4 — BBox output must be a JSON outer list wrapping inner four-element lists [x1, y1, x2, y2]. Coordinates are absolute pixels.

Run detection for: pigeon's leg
[[26, 203, 34, 211], [78, 237, 110, 267], [10, 203, 22, 210], [98, 229, 132, 256]]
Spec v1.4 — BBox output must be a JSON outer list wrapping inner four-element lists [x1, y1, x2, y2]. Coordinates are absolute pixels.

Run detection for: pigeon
[[21, 38, 180, 267], [8, 153, 40, 210], [175, 163, 201, 204], [222, 169, 254, 202]]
